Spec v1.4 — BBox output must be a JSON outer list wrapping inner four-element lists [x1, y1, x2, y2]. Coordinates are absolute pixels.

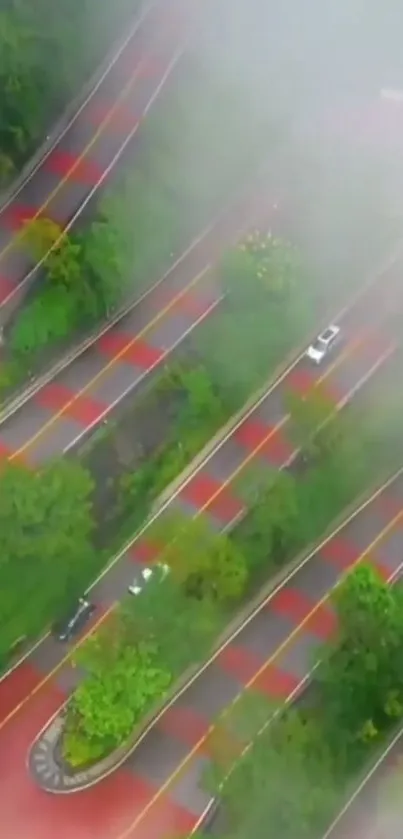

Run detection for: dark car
[[53, 597, 95, 643]]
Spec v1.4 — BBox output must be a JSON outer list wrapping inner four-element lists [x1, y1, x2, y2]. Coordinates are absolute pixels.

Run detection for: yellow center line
[[115, 510, 403, 839], [9, 266, 210, 460], [0, 25, 170, 265], [0, 322, 388, 733]]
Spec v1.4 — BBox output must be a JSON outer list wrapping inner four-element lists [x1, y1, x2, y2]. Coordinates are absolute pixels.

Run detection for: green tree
[[197, 235, 309, 408], [22, 218, 83, 286], [205, 704, 339, 839], [150, 513, 248, 603], [316, 564, 403, 765], [79, 211, 131, 317], [121, 571, 222, 677], [0, 458, 95, 660], [285, 386, 336, 461], [64, 627, 171, 765], [233, 469, 301, 576]]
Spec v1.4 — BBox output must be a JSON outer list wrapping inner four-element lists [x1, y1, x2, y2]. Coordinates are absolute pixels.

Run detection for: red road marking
[[97, 330, 164, 369], [2, 206, 49, 229], [218, 643, 266, 685], [180, 471, 244, 523], [0, 276, 14, 303], [0, 676, 162, 839], [285, 366, 318, 396], [234, 417, 273, 451], [0, 661, 43, 723], [44, 149, 103, 185], [158, 705, 209, 748], [234, 418, 294, 466], [129, 538, 162, 565], [0, 437, 11, 458], [254, 663, 300, 699], [270, 587, 336, 639], [304, 603, 337, 639], [35, 382, 107, 427], [320, 533, 390, 580], [320, 535, 362, 570]]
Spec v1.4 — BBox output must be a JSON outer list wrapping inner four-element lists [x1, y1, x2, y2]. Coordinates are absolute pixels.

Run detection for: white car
[[128, 562, 169, 595], [305, 325, 341, 365]]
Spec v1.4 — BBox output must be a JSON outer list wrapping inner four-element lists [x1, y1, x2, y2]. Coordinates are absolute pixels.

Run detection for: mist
[[182, 0, 403, 298]]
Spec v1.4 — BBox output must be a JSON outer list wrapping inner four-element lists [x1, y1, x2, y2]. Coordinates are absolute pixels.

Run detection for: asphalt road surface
[[0, 182, 279, 464], [0, 0, 193, 319], [0, 247, 402, 836]]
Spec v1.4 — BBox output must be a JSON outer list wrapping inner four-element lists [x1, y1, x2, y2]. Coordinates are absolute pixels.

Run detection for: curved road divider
[[28, 467, 403, 792], [0, 224, 400, 683], [27, 345, 402, 792]]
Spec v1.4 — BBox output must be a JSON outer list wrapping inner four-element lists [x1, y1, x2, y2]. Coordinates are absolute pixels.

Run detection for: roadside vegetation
[[0, 225, 401, 693], [60, 358, 403, 767], [0, 458, 96, 666], [0, 56, 274, 398], [0, 231, 307, 666], [0, 0, 142, 186], [192, 563, 403, 839], [82, 231, 312, 544]]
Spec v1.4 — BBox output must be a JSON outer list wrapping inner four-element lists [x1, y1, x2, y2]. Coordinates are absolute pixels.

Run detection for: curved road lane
[[0, 258, 402, 834], [0, 0, 192, 318], [0, 185, 278, 464]]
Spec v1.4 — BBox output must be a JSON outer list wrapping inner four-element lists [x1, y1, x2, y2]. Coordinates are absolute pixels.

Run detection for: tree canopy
[[0, 458, 96, 663]]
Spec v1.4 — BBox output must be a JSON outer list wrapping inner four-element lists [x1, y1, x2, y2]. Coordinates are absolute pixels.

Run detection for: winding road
[[1, 17, 403, 835], [0, 181, 279, 463], [0, 237, 402, 835], [0, 0, 193, 321]]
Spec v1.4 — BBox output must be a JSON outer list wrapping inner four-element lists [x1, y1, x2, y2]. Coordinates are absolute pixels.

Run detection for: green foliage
[[285, 385, 335, 460], [7, 54, 278, 375], [151, 513, 248, 603], [317, 564, 403, 764], [205, 704, 340, 839], [195, 568, 403, 839], [9, 284, 79, 358], [233, 470, 302, 578], [10, 217, 125, 358], [121, 572, 222, 678], [117, 363, 228, 525], [0, 458, 96, 660], [231, 392, 378, 582], [64, 627, 171, 764], [197, 234, 311, 408]]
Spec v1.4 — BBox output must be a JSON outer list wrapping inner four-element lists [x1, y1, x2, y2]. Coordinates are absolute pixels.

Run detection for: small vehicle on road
[[305, 324, 341, 365], [128, 562, 169, 596], [53, 597, 95, 643]]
